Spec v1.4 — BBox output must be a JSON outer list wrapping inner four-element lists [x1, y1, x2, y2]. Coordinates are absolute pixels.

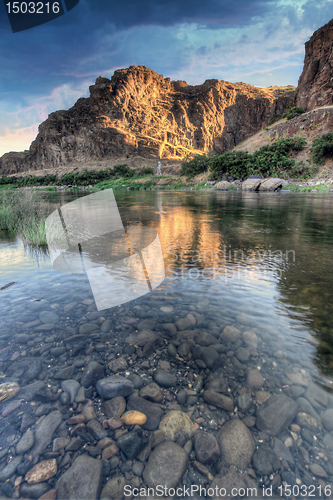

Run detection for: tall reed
[[0, 189, 52, 246]]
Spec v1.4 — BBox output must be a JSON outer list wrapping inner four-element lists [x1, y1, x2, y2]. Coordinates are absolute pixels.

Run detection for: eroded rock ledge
[[0, 66, 294, 176]]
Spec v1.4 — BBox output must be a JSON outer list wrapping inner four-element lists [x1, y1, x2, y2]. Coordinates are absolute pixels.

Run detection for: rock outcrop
[[0, 66, 294, 176], [295, 18, 333, 111]]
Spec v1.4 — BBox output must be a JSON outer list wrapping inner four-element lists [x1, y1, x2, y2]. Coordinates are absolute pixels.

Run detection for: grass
[[282, 183, 332, 192], [194, 181, 207, 190], [0, 189, 52, 246], [0, 165, 155, 189]]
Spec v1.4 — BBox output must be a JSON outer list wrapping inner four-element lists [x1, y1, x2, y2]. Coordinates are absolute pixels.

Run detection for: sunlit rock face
[[295, 18, 333, 111], [0, 66, 294, 175]]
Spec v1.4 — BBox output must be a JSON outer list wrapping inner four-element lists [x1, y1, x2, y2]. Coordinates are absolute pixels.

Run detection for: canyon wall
[[0, 66, 294, 175]]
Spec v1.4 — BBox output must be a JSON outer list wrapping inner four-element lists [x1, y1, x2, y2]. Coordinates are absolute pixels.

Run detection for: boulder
[[217, 419, 255, 468], [56, 455, 103, 500], [256, 393, 298, 436], [259, 178, 283, 191], [242, 178, 262, 191], [143, 441, 189, 489], [216, 181, 231, 191]]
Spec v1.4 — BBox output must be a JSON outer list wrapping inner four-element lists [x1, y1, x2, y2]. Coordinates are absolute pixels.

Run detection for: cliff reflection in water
[[115, 190, 333, 377]]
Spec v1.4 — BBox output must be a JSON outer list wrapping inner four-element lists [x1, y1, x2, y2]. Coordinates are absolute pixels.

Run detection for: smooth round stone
[[81, 361, 104, 388], [153, 370, 176, 388], [132, 461, 144, 476], [50, 346, 66, 357], [25, 459, 57, 484], [128, 374, 144, 390], [304, 383, 328, 409], [6, 357, 42, 382], [194, 431, 220, 464], [159, 411, 195, 440], [220, 326, 241, 343], [79, 323, 99, 335], [0, 456, 22, 482], [1, 399, 21, 416], [309, 463, 328, 478], [236, 347, 250, 362], [116, 429, 146, 459], [0, 382, 19, 402], [35, 323, 54, 331], [175, 317, 193, 331], [96, 376, 134, 399], [238, 394, 252, 412], [252, 444, 280, 476], [39, 311, 59, 324], [290, 385, 305, 398], [14, 334, 30, 344], [257, 394, 298, 436], [167, 344, 177, 357], [100, 319, 113, 332], [20, 483, 51, 499], [176, 390, 187, 405], [247, 369, 264, 387], [75, 386, 86, 403], [61, 379, 80, 403], [59, 391, 70, 405], [321, 409, 333, 431], [160, 306, 173, 313], [16, 430, 34, 454], [101, 396, 126, 419], [122, 410, 147, 426], [139, 383, 163, 403], [127, 396, 164, 431], [217, 419, 255, 468], [203, 390, 234, 412], [143, 441, 189, 489]]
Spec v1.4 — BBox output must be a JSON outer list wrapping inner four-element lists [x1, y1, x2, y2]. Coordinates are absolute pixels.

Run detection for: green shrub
[[206, 138, 307, 180], [138, 166, 154, 176], [310, 133, 333, 165], [179, 153, 211, 177], [268, 114, 276, 126], [282, 107, 305, 120], [209, 151, 253, 180]]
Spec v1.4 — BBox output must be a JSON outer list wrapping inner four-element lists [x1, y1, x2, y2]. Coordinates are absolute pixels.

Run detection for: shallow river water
[[0, 190, 333, 500]]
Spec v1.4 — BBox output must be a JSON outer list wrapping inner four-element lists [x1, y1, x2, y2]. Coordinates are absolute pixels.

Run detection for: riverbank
[[1, 171, 333, 194]]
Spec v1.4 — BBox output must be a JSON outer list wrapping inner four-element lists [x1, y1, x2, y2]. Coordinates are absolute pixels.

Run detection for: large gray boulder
[[56, 455, 103, 500], [96, 376, 133, 399], [259, 178, 283, 191], [30, 410, 62, 458], [143, 441, 189, 489], [209, 472, 258, 500], [216, 181, 231, 191], [256, 393, 298, 436], [217, 419, 255, 467], [242, 178, 262, 191]]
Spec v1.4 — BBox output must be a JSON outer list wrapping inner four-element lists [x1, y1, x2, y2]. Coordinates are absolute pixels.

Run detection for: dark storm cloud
[[81, 0, 275, 29]]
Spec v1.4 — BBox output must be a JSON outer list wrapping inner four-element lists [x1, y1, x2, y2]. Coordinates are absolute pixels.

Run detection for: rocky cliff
[[295, 18, 333, 111], [0, 66, 294, 175]]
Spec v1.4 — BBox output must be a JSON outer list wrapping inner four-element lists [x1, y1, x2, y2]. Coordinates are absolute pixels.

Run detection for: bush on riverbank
[[209, 137, 307, 180], [179, 153, 212, 177], [0, 190, 51, 246], [0, 165, 154, 189], [310, 133, 333, 165], [180, 137, 308, 180]]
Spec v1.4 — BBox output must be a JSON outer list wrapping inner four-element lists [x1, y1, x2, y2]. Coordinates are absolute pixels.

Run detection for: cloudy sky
[[0, 0, 332, 157]]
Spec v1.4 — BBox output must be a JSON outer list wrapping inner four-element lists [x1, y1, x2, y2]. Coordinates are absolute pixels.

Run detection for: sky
[[0, 0, 333, 157]]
